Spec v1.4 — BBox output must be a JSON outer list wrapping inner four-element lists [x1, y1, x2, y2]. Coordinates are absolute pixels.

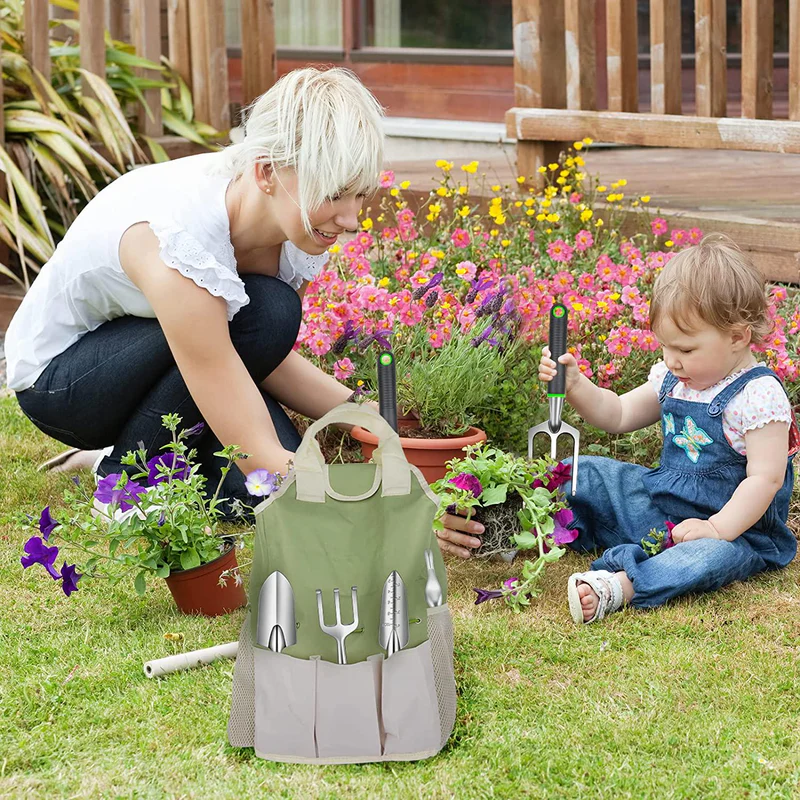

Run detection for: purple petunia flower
[[184, 422, 205, 437], [38, 506, 60, 541], [449, 472, 483, 498], [245, 469, 280, 497], [59, 563, 82, 597], [474, 587, 504, 605], [552, 508, 578, 545], [664, 520, 676, 549], [503, 578, 520, 596], [94, 474, 147, 511], [146, 453, 190, 486], [533, 461, 573, 492], [21, 536, 60, 579]]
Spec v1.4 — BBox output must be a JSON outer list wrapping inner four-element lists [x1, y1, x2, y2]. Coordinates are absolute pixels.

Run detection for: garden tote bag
[[227, 403, 457, 764]]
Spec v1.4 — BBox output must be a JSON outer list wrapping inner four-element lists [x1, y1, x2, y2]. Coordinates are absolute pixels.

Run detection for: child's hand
[[538, 346, 581, 394], [670, 518, 721, 543]]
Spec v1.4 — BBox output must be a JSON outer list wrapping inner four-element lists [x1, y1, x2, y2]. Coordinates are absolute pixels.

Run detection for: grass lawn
[[2, 394, 800, 799]]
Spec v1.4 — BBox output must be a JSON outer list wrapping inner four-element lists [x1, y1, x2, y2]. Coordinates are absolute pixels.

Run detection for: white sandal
[[567, 570, 624, 624], [36, 447, 81, 473]]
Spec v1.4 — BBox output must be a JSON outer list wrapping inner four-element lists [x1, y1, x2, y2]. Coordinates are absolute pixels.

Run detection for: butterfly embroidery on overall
[[672, 416, 714, 463], [663, 412, 676, 436]]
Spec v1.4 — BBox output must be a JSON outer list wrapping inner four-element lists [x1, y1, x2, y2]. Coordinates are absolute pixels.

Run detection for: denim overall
[[560, 366, 797, 609]]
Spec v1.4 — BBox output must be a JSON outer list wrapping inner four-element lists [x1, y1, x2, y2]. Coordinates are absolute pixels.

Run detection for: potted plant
[[431, 443, 577, 611], [19, 414, 281, 616]]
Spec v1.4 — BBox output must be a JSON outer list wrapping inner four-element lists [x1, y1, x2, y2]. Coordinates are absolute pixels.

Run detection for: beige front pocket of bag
[[254, 648, 317, 759], [315, 657, 383, 758], [381, 639, 441, 756]]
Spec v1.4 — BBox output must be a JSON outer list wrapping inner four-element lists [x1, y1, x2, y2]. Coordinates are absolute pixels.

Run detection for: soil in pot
[[165, 541, 246, 616]]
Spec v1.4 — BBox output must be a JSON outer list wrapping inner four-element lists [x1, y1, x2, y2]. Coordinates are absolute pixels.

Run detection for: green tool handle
[[548, 303, 568, 397]]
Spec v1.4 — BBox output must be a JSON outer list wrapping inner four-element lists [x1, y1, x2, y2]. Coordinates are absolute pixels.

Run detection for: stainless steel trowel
[[379, 571, 409, 658], [256, 570, 297, 652]]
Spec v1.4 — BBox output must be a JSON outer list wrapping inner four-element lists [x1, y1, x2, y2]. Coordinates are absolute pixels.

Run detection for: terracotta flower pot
[[350, 425, 487, 483], [164, 540, 246, 616]]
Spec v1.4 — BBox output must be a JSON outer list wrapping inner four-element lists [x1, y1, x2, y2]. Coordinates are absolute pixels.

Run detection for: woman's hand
[[436, 512, 484, 559], [538, 346, 581, 395]]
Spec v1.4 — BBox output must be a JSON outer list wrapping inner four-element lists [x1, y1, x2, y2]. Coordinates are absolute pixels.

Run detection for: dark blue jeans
[[16, 275, 304, 510]]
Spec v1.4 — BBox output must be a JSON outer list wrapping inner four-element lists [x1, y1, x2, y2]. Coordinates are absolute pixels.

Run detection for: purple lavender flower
[[38, 506, 60, 541], [245, 469, 280, 497], [448, 472, 483, 498], [425, 289, 439, 308], [59, 563, 82, 597], [94, 474, 147, 511], [552, 508, 578, 545], [332, 320, 361, 355], [474, 587, 504, 605], [146, 453, 190, 486], [20, 536, 60, 579], [471, 325, 494, 347]]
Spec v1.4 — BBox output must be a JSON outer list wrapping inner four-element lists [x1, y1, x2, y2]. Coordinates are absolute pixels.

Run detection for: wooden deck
[[387, 144, 800, 284]]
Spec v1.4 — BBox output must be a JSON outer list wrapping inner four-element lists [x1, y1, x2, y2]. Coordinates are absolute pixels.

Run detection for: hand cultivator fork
[[528, 303, 580, 496], [316, 586, 359, 665]]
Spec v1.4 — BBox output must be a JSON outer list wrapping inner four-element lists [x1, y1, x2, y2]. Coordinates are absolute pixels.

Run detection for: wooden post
[[343, 0, 361, 62], [606, 0, 637, 112], [107, 0, 126, 40], [241, 0, 276, 108], [205, 0, 230, 130], [24, 0, 51, 84], [80, 0, 107, 89], [741, 0, 774, 119], [650, 0, 681, 115], [130, 0, 163, 136], [512, 0, 566, 183], [188, 0, 211, 124], [565, 0, 596, 111], [790, 0, 799, 120], [168, 0, 192, 89], [695, 0, 727, 118]]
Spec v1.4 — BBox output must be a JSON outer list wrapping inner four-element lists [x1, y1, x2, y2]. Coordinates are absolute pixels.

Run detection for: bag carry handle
[[294, 403, 411, 502]]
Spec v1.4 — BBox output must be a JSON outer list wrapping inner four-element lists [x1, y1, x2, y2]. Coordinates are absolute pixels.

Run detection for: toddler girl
[[539, 234, 798, 623]]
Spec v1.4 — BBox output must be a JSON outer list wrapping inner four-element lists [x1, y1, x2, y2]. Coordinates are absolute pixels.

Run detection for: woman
[[6, 65, 483, 557]]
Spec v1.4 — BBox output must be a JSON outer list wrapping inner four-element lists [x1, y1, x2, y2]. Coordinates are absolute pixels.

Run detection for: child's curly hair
[[650, 233, 773, 345]]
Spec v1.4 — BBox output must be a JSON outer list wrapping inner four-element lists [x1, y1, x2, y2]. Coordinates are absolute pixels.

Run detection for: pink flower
[[455, 260, 477, 281], [621, 285, 641, 305], [350, 255, 372, 278], [651, 218, 668, 236], [451, 228, 471, 248], [397, 208, 415, 226], [569, 192, 582, 204], [379, 170, 395, 188], [410, 270, 432, 289], [449, 472, 483, 497], [688, 227, 703, 244], [528, 230, 536, 243], [333, 358, 355, 380], [547, 239, 574, 263], [574, 229, 594, 251], [356, 231, 374, 249], [577, 273, 595, 291], [671, 229, 688, 246], [308, 333, 332, 356]]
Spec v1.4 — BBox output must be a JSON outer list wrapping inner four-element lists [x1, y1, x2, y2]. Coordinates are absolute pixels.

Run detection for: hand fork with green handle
[[527, 303, 579, 495]]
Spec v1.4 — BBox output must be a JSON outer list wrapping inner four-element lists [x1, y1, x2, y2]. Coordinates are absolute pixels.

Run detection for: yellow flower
[[431, 249, 445, 258], [526, 208, 535, 216], [640, 195, 651, 203], [573, 141, 584, 150], [514, 200, 522, 208], [597, 185, 607, 192], [524, 198, 535, 207], [491, 184, 501, 192], [408, 251, 418, 259], [574, 155, 585, 166], [516, 176, 526, 184], [536, 213, 546, 221], [428, 202, 441, 214], [598, 335, 606, 342], [501, 239, 511, 247], [458, 186, 468, 195], [400, 180, 410, 190], [545, 186, 558, 199], [574, 172, 585, 182], [597, 301, 608, 310], [541, 199, 552, 209], [611, 181, 620, 190], [395, 201, 404, 209], [537, 166, 547, 174], [548, 163, 559, 171], [560, 170, 570, 178], [328, 243, 341, 254], [546, 213, 559, 223], [565, 157, 575, 168], [545, 228, 552, 234], [435, 159, 453, 171], [496, 214, 507, 225], [390, 188, 399, 197], [665, 240, 674, 247], [490, 229, 499, 237], [582, 137, 593, 146], [562, 185, 572, 193], [610, 292, 620, 301], [362, 218, 373, 230], [632, 201, 639, 207], [618, 178, 627, 186], [378, 276, 390, 288], [572, 302, 584, 311], [490, 196, 502, 206], [581, 209, 593, 222], [357, 379, 364, 387], [460, 160, 479, 174], [436, 187, 449, 197], [458, 205, 470, 217], [556, 176, 566, 185], [595, 218, 604, 227]]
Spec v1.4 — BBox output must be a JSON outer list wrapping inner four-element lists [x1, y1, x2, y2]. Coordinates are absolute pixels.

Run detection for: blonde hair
[[214, 67, 385, 233], [649, 234, 772, 345]]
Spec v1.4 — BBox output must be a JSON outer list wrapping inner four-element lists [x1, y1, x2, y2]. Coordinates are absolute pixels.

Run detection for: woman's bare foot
[[39, 449, 104, 473]]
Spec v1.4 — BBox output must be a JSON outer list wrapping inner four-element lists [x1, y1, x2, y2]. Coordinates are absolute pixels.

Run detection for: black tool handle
[[548, 303, 569, 398], [377, 351, 398, 432]]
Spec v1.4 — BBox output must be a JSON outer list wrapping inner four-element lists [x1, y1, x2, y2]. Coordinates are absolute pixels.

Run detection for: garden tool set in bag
[[226, 403, 457, 764], [528, 302, 580, 495]]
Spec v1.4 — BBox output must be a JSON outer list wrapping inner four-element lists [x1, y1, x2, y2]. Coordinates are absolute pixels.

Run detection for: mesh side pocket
[[227, 611, 255, 748], [426, 605, 456, 750]]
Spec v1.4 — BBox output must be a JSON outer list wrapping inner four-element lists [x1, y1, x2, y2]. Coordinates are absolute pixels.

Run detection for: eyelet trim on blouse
[[150, 221, 249, 321], [279, 241, 329, 289]]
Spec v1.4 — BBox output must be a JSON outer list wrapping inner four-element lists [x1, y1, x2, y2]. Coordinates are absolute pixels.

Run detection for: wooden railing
[[19, 0, 277, 135], [508, 0, 800, 178]]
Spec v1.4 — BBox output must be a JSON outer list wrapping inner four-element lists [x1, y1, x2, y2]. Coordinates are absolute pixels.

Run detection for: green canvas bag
[[227, 403, 457, 764]]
